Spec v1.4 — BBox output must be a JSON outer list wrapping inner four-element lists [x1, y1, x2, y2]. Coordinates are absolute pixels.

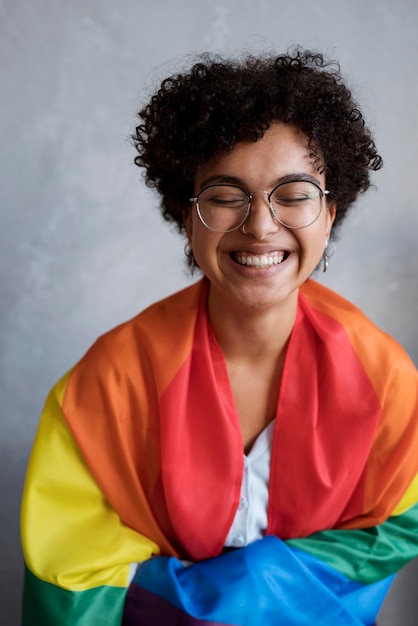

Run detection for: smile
[[232, 252, 289, 268]]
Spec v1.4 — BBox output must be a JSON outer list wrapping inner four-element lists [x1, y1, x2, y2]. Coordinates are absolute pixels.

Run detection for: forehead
[[194, 122, 324, 190]]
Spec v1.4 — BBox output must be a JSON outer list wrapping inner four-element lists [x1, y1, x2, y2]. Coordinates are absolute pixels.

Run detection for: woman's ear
[[326, 202, 337, 239], [183, 209, 193, 244]]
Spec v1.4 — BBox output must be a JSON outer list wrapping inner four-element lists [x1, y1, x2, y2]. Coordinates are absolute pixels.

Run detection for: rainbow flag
[[21, 279, 418, 625]]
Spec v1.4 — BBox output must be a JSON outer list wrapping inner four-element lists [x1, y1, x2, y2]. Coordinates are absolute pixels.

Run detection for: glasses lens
[[197, 185, 249, 232], [270, 181, 323, 228]]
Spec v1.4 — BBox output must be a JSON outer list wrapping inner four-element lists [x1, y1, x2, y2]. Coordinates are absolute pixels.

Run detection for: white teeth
[[235, 253, 285, 267]]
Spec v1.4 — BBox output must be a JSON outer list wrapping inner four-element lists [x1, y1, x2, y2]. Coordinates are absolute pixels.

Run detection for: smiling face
[[185, 122, 336, 316]]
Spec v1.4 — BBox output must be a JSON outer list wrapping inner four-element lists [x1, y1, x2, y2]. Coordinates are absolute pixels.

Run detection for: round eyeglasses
[[189, 180, 330, 233]]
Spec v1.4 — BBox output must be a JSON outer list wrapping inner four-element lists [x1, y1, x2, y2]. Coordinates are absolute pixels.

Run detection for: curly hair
[[133, 47, 382, 248]]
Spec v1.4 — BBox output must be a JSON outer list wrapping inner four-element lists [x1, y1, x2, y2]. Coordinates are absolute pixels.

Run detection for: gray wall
[[1, 1, 417, 623]]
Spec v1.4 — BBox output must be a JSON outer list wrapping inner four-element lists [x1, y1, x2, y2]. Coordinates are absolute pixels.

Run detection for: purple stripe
[[122, 583, 234, 626]]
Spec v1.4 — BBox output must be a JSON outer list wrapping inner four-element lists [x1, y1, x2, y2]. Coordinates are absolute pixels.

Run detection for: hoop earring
[[322, 241, 336, 273], [184, 243, 197, 273]]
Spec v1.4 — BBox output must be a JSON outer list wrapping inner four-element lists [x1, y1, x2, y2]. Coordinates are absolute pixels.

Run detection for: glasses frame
[[189, 181, 330, 233]]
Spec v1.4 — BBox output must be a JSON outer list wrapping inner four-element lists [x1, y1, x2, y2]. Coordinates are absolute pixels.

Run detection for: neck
[[207, 285, 298, 362]]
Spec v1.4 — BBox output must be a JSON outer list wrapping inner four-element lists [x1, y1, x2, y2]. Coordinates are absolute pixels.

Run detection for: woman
[[21, 48, 418, 625]]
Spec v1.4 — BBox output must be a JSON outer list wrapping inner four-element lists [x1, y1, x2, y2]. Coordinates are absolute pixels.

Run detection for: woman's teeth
[[234, 253, 286, 267]]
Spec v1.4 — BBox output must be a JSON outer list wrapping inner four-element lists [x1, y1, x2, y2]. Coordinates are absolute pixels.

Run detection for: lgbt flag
[[21, 279, 418, 625]]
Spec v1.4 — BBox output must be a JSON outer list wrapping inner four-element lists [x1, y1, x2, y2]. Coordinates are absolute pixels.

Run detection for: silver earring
[[322, 241, 336, 273], [184, 243, 197, 273]]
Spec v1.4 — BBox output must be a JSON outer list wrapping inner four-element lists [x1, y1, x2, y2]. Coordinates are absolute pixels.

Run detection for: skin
[[185, 122, 336, 451]]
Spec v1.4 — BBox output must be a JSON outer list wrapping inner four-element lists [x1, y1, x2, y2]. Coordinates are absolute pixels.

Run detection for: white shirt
[[224, 419, 275, 548]]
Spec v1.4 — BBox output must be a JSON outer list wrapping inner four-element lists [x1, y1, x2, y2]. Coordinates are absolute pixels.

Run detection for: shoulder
[[299, 279, 417, 390], [300, 279, 381, 327], [95, 280, 204, 356], [300, 278, 408, 350], [67, 280, 206, 395]]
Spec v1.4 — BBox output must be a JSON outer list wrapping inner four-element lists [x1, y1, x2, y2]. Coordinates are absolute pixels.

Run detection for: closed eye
[[203, 188, 248, 208], [272, 192, 319, 207], [210, 197, 247, 207]]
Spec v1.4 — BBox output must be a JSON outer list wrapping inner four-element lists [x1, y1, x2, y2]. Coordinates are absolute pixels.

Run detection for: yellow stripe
[[392, 473, 418, 516], [21, 371, 159, 592]]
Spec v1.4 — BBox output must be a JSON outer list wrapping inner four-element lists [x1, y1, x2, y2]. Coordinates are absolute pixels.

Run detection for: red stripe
[[268, 298, 381, 538]]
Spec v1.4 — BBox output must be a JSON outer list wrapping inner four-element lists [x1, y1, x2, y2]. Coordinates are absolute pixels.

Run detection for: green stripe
[[287, 502, 418, 584], [22, 566, 126, 626]]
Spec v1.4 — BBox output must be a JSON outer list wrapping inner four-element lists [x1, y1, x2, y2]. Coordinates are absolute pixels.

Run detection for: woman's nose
[[242, 191, 281, 238]]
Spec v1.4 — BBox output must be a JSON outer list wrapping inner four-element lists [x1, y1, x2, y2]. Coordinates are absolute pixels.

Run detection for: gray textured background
[[1, 1, 417, 624]]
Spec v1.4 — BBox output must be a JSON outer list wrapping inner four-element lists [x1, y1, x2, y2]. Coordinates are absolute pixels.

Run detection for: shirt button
[[238, 497, 248, 510], [232, 534, 245, 547]]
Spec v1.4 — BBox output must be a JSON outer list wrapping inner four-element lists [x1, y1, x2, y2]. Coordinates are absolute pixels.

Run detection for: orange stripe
[[62, 282, 204, 556]]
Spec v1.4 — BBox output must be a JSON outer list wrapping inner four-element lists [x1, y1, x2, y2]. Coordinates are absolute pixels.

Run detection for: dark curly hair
[[133, 47, 382, 256]]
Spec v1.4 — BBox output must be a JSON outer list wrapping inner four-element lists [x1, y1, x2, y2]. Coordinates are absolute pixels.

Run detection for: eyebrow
[[198, 172, 323, 190]]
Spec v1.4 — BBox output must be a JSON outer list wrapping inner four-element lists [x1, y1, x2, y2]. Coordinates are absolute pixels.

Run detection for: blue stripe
[[130, 536, 393, 625]]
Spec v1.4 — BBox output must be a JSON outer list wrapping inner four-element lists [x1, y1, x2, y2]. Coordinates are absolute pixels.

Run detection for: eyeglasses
[[189, 180, 330, 233]]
